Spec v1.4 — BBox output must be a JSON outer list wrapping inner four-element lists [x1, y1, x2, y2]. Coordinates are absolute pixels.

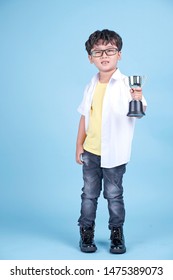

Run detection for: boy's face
[[88, 40, 121, 73]]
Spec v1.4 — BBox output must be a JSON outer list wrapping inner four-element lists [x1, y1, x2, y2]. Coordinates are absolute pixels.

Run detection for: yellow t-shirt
[[84, 81, 107, 155]]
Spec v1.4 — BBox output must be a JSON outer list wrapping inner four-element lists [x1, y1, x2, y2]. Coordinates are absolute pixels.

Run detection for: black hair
[[85, 29, 123, 55]]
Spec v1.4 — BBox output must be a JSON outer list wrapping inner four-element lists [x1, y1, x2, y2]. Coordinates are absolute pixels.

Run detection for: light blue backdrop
[[0, 0, 173, 260]]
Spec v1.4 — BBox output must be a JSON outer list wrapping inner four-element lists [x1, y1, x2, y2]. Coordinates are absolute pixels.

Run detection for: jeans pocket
[[81, 151, 91, 166]]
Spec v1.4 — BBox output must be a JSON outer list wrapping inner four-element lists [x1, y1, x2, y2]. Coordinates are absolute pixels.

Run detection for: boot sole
[[110, 248, 126, 254], [80, 247, 97, 253]]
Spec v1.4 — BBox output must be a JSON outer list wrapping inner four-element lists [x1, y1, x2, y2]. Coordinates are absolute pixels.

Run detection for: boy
[[76, 29, 147, 254]]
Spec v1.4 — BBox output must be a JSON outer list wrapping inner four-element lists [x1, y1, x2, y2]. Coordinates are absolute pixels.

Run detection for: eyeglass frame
[[90, 47, 119, 57]]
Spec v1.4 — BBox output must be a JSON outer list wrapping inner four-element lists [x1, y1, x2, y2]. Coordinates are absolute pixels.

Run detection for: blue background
[[0, 0, 173, 260]]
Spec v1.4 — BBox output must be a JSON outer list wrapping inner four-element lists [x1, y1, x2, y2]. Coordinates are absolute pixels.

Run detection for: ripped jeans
[[78, 150, 126, 229]]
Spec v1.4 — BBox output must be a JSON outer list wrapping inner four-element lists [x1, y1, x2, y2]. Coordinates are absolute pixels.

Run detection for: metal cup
[[127, 75, 145, 117]]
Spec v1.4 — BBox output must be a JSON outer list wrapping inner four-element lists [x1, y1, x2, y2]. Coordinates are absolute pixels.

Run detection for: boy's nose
[[101, 50, 108, 57]]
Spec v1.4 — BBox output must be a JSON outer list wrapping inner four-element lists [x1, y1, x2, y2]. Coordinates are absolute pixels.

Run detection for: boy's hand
[[76, 145, 84, 165], [130, 87, 143, 100]]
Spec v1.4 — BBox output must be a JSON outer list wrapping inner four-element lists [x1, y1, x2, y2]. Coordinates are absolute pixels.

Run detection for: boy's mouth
[[101, 61, 109, 65]]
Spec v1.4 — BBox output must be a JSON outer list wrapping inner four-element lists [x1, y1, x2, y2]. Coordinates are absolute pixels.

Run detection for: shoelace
[[82, 229, 94, 244], [111, 227, 122, 243]]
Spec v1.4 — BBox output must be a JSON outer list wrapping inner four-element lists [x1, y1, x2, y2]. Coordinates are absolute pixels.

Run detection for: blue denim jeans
[[78, 150, 126, 229]]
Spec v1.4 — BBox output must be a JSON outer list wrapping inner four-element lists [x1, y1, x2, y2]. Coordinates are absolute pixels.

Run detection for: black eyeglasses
[[90, 48, 119, 57]]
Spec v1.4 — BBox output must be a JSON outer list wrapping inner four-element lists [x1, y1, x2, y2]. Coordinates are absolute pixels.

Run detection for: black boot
[[110, 226, 126, 254], [79, 226, 97, 253]]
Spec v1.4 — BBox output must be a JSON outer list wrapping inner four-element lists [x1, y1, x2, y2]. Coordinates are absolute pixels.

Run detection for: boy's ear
[[118, 51, 122, 60], [88, 55, 93, 64]]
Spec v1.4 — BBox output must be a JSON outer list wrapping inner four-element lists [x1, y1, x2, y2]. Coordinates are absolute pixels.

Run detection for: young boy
[[76, 29, 147, 254]]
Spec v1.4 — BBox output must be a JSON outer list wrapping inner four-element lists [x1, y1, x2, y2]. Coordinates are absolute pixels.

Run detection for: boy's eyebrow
[[92, 43, 118, 49]]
